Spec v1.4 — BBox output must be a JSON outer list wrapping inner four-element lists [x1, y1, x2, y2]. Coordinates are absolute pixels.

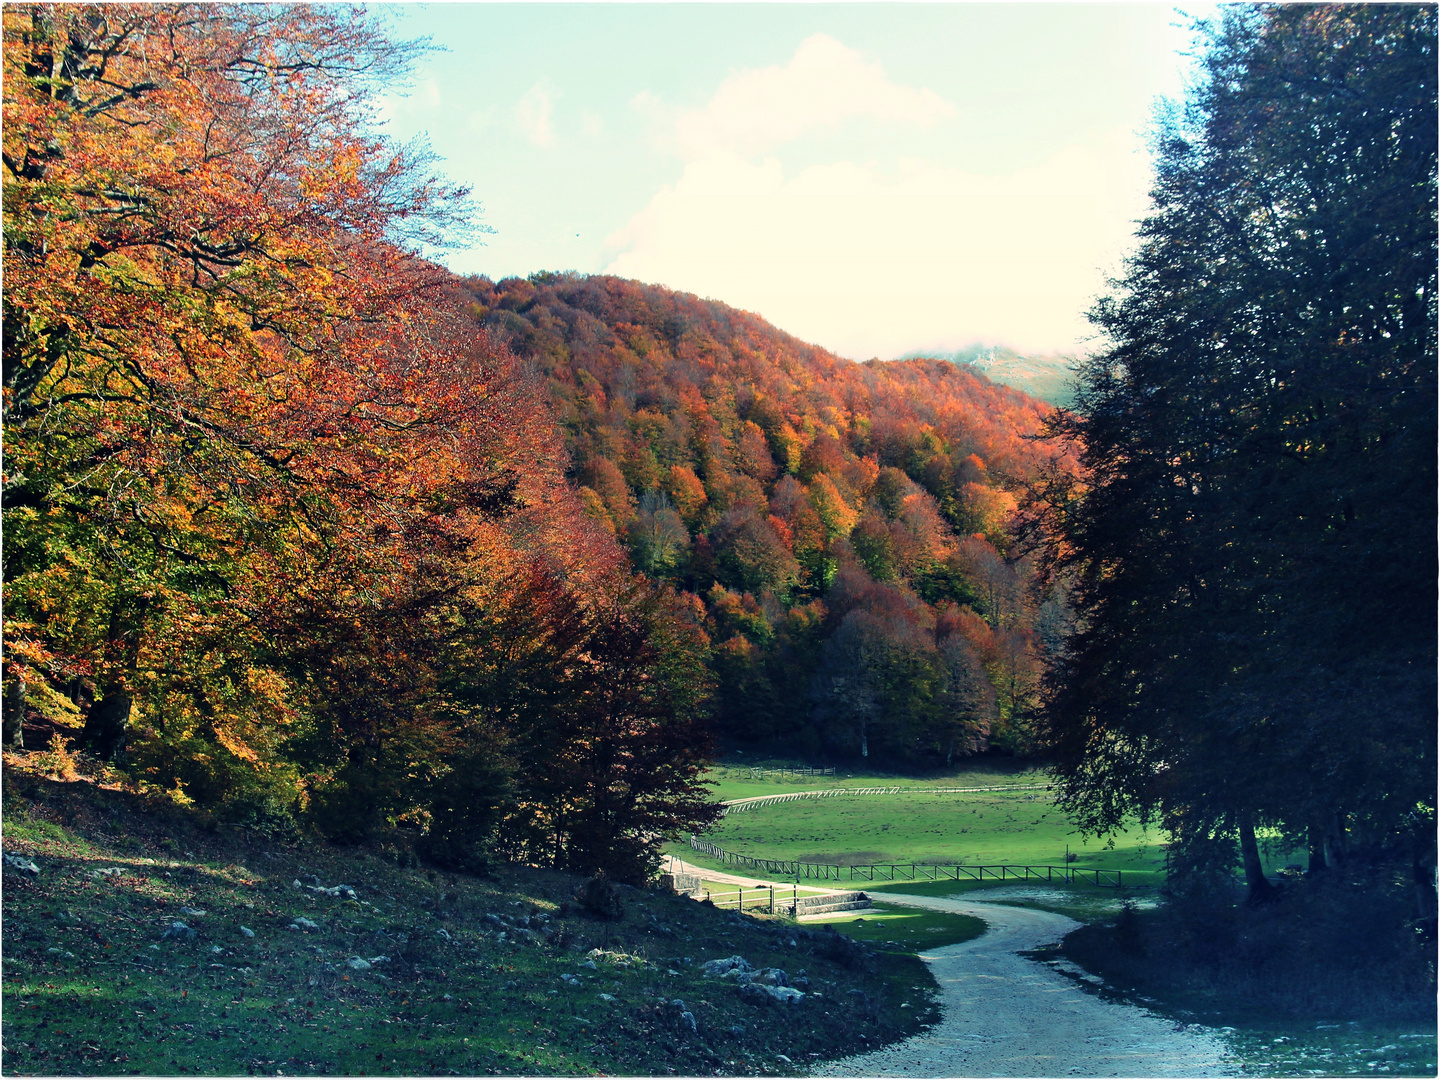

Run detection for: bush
[[576, 876, 625, 920]]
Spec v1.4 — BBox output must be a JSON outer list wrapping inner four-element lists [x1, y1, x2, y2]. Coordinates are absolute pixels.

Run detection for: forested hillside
[[464, 274, 1074, 762]]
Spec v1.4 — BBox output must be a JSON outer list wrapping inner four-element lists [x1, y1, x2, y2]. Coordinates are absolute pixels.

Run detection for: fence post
[[770, 885, 775, 914]]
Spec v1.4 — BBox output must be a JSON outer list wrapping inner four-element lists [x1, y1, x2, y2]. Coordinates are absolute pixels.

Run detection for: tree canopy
[[1031, 5, 1436, 908]]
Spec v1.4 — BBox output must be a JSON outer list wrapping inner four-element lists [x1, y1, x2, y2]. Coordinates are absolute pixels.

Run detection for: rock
[[442, 993, 453, 1002], [730, 1024, 746, 1036], [436, 928, 452, 941], [3, 854, 40, 878], [560, 973, 581, 986], [579, 959, 597, 970], [700, 955, 753, 978], [482, 913, 503, 927], [46, 947, 76, 958], [367, 955, 391, 965], [306, 884, 357, 900], [670, 998, 687, 1011], [776, 1054, 793, 1064], [89, 866, 124, 880], [289, 917, 320, 931], [161, 921, 197, 942], [755, 967, 788, 986], [740, 983, 805, 1007], [179, 906, 207, 917], [210, 945, 224, 954], [299, 874, 322, 888], [239, 926, 255, 938], [597, 993, 616, 1002], [346, 957, 371, 971], [679, 1010, 697, 1033]]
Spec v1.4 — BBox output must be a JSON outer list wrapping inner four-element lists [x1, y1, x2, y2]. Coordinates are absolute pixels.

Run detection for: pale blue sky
[[376, 3, 1213, 358]]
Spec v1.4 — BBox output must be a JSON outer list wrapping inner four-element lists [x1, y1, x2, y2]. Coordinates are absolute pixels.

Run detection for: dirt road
[[812, 894, 1236, 1078]]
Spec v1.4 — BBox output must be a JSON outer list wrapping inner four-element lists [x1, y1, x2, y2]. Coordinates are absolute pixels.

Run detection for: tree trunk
[[1324, 809, 1348, 868], [1414, 831, 1437, 926], [2, 673, 25, 749], [1238, 815, 1277, 906], [1307, 821, 1327, 874], [81, 689, 131, 761]]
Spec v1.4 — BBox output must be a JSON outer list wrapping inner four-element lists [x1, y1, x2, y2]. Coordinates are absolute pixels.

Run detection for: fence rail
[[688, 835, 1124, 887]]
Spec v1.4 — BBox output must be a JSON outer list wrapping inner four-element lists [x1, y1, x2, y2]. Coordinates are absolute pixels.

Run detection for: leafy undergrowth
[[0, 766, 939, 1077]]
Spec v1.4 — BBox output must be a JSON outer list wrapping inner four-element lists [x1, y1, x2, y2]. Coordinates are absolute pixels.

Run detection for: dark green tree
[[1032, 6, 1436, 908]]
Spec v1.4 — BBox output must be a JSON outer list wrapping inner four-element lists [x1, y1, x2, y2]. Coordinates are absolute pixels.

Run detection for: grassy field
[[704, 760, 1044, 803], [1, 762, 940, 1077], [687, 787, 1167, 881]]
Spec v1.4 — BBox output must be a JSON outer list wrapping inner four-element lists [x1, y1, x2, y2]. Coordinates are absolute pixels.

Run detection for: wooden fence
[[688, 835, 1125, 887], [742, 765, 837, 781]]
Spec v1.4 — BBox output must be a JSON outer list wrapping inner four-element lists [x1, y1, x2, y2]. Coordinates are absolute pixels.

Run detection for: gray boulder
[[3, 854, 39, 878], [700, 955, 753, 978], [739, 982, 805, 1007], [161, 921, 197, 942]]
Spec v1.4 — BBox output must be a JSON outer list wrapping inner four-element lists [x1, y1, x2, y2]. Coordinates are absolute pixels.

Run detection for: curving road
[[812, 894, 1236, 1078]]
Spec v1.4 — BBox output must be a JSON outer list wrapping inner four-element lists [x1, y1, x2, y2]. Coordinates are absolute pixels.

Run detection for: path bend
[[812, 894, 1235, 1078]]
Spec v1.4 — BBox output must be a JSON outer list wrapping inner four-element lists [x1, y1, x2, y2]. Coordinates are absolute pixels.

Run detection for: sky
[[375, 3, 1213, 360]]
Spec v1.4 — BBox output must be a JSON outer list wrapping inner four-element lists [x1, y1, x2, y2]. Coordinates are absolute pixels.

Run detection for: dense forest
[[463, 273, 1075, 763]]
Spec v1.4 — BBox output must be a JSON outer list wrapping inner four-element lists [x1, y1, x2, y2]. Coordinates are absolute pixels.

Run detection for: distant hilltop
[[901, 345, 1077, 408]]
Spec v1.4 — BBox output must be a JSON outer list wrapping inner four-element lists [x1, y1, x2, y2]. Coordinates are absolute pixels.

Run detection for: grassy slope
[[801, 904, 985, 955], [0, 765, 941, 1078], [704, 761, 1044, 803]]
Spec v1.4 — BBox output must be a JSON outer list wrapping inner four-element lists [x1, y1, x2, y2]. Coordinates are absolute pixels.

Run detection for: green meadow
[[686, 763, 1315, 888], [690, 787, 1167, 882]]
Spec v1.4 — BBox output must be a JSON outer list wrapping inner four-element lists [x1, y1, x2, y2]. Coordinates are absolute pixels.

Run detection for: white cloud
[[607, 35, 1154, 356], [668, 33, 953, 159], [603, 132, 1152, 357], [515, 80, 558, 148]]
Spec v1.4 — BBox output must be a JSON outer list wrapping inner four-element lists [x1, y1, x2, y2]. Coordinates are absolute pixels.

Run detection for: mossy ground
[[0, 761, 940, 1077]]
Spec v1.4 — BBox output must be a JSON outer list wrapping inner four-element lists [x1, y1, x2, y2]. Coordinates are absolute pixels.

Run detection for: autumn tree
[[1, 4, 562, 823]]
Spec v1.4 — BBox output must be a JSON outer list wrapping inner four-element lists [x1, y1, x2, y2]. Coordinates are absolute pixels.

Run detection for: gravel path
[[813, 894, 1236, 1078]]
